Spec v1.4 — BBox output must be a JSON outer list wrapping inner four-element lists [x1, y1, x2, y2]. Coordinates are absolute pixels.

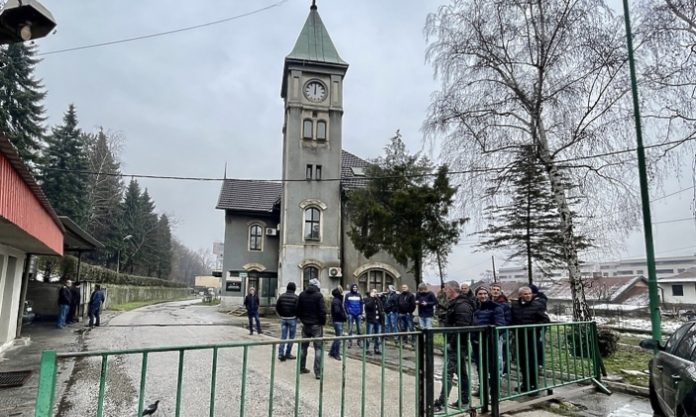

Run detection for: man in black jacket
[[297, 278, 327, 379], [243, 287, 262, 335], [275, 282, 299, 361], [57, 280, 73, 329], [511, 286, 550, 395], [329, 286, 346, 360], [397, 284, 416, 344], [433, 280, 474, 413]]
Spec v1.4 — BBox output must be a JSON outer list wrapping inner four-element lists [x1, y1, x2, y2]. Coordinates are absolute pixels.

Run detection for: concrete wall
[[26, 281, 190, 318], [0, 244, 25, 352]]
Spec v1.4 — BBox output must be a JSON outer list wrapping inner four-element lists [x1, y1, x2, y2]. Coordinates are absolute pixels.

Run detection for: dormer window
[[303, 119, 313, 139], [316, 121, 327, 140]]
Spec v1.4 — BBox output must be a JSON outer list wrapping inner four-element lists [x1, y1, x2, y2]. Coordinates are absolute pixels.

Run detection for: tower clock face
[[303, 80, 327, 103]]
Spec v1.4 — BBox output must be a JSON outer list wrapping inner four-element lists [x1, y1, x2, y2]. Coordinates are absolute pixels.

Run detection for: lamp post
[[116, 235, 133, 277], [0, 0, 56, 44]]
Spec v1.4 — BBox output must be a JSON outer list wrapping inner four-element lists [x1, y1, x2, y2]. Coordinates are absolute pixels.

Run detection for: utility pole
[[491, 256, 497, 283], [622, 0, 661, 342]]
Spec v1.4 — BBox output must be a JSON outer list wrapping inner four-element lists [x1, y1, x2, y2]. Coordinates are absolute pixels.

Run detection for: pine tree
[[0, 43, 47, 164], [154, 214, 172, 279], [119, 179, 142, 273], [83, 128, 124, 267], [39, 104, 89, 224], [478, 146, 591, 284]]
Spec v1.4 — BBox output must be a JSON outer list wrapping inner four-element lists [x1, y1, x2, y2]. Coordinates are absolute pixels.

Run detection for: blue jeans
[[57, 304, 70, 328], [330, 322, 344, 357], [366, 321, 381, 352], [385, 312, 398, 334], [88, 306, 101, 327], [347, 314, 362, 346], [398, 313, 415, 343], [279, 318, 297, 357], [419, 316, 433, 329], [247, 311, 261, 333]]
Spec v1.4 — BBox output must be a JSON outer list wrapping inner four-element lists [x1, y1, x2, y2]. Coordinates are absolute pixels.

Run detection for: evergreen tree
[[347, 133, 465, 283], [83, 128, 124, 267], [0, 43, 47, 164], [39, 104, 89, 224], [119, 179, 142, 273], [154, 214, 172, 279], [478, 146, 592, 284]]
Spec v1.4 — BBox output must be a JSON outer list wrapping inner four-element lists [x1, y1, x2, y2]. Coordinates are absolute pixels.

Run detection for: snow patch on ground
[[549, 314, 684, 334]]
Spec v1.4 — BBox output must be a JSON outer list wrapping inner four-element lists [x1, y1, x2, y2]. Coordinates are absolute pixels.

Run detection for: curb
[[604, 380, 649, 397]]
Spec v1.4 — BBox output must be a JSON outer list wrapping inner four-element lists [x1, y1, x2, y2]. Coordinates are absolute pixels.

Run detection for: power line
[[38, 1, 288, 56], [37, 136, 696, 183], [651, 186, 696, 202]]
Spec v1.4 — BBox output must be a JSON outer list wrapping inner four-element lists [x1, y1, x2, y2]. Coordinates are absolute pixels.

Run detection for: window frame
[[306, 164, 313, 180], [303, 119, 313, 139], [303, 265, 319, 290], [316, 120, 327, 140], [315, 165, 322, 180], [304, 207, 321, 241], [672, 284, 684, 297], [248, 224, 264, 252]]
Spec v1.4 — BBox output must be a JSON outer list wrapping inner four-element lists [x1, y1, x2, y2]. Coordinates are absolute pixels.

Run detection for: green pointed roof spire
[[286, 2, 347, 66]]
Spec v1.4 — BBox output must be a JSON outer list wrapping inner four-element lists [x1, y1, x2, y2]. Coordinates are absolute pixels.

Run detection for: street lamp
[[116, 235, 133, 277], [0, 0, 56, 44]]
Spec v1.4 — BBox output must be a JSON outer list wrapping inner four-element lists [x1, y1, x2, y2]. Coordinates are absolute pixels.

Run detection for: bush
[[597, 327, 620, 358]]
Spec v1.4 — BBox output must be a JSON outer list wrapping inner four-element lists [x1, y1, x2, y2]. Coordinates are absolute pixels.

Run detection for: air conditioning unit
[[265, 227, 278, 236], [328, 267, 342, 278]]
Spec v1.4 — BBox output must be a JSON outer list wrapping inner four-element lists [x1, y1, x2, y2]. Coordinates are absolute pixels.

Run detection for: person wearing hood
[[382, 285, 399, 337], [364, 288, 385, 354], [344, 284, 364, 348], [297, 278, 327, 379], [329, 286, 347, 360], [275, 282, 299, 361]]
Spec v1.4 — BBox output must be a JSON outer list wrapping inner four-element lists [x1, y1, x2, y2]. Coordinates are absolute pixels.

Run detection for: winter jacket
[[89, 289, 105, 309], [331, 288, 347, 323], [297, 285, 326, 326], [494, 294, 512, 325], [364, 296, 385, 325], [415, 291, 438, 318], [511, 297, 550, 325], [442, 294, 475, 352], [383, 291, 399, 313], [70, 286, 81, 306], [397, 291, 416, 315], [275, 291, 299, 319], [473, 300, 506, 326], [344, 289, 364, 317], [58, 286, 72, 306], [244, 293, 260, 313]]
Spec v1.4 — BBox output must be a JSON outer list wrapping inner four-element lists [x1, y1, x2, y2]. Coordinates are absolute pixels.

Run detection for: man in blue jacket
[[87, 284, 105, 328], [344, 284, 364, 348]]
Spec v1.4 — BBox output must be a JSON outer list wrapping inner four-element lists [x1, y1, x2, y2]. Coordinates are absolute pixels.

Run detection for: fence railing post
[[34, 351, 57, 417], [423, 329, 434, 417], [488, 326, 500, 417]]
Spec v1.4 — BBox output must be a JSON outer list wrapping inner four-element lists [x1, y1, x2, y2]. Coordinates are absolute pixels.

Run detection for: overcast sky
[[32, 0, 696, 282]]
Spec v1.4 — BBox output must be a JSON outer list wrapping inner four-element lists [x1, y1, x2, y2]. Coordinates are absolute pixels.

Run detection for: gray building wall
[[221, 212, 279, 301]]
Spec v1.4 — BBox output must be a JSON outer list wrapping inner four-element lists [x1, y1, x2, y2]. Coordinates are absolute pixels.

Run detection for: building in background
[[216, 4, 414, 306]]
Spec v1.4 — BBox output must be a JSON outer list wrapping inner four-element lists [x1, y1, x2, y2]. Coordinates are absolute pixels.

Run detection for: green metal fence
[[34, 331, 421, 417], [35, 322, 608, 416]]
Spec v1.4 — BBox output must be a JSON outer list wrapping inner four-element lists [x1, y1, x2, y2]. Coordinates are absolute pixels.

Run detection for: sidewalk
[[0, 313, 117, 417]]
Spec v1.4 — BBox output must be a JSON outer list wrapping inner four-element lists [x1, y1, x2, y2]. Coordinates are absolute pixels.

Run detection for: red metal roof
[[0, 135, 63, 255]]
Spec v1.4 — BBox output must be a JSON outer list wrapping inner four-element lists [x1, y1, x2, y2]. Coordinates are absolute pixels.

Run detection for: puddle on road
[[606, 403, 653, 417]]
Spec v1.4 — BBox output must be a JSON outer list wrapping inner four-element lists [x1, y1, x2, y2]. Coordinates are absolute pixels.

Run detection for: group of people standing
[[57, 279, 105, 329], [434, 281, 549, 412]]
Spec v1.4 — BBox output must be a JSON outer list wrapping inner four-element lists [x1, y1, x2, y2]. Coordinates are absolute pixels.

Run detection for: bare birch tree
[[425, 0, 696, 320]]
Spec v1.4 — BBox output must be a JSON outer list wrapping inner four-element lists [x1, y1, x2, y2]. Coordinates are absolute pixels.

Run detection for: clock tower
[[278, 3, 348, 291]]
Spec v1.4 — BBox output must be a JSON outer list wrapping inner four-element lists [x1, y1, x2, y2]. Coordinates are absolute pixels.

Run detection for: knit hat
[[287, 282, 296, 292], [388, 285, 396, 292], [309, 278, 321, 289], [529, 284, 539, 295]]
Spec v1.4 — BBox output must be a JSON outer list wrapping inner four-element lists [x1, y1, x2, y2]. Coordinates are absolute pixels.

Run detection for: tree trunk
[[526, 186, 533, 285], [536, 121, 592, 321]]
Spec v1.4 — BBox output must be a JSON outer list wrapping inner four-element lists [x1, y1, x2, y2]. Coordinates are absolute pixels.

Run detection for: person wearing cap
[[244, 287, 262, 335], [297, 278, 327, 379], [382, 285, 400, 337], [344, 284, 364, 348], [275, 282, 299, 361], [415, 283, 437, 329], [57, 279, 73, 329]]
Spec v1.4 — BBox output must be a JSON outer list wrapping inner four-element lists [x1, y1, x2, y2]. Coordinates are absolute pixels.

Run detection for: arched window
[[304, 207, 321, 241], [303, 119, 313, 139], [249, 224, 263, 251], [303, 266, 319, 289], [358, 269, 395, 294], [316, 120, 327, 140]]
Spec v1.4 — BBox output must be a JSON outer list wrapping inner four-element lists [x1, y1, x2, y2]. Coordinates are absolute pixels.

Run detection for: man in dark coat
[[68, 281, 81, 323], [472, 286, 505, 382], [529, 284, 549, 367], [297, 278, 327, 379], [397, 284, 416, 344], [382, 285, 399, 336], [415, 283, 438, 329], [88, 284, 105, 328], [57, 280, 73, 329], [329, 286, 347, 360], [275, 282, 299, 361], [491, 283, 512, 373], [511, 286, 550, 394], [433, 280, 475, 413], [364, 289, 385, 354], [243, 287, 262, 335]]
